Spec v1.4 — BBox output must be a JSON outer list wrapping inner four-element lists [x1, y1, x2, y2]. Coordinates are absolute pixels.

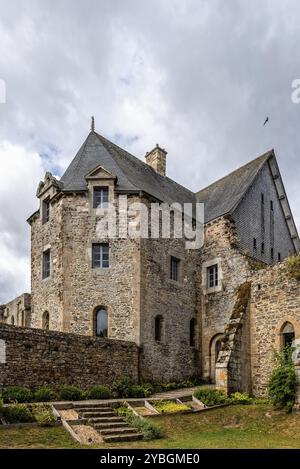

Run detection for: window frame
[[92, 243, 110, 269], [95, 307, 108, 338], [93, 187, 109, 209], [42, 197, 50, 224], [207, 264, 218, 289], [170, 256, 180, 281], [42, 249, 51, 279]]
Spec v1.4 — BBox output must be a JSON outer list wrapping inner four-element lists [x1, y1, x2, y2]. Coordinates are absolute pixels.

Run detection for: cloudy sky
[[0, 0, 300, 303]]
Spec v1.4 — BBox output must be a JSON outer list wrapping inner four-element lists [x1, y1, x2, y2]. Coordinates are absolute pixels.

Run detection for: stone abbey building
[[1, 127, 300, 395]]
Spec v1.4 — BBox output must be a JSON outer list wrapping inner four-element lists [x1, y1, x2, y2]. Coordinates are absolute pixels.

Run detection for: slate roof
[[60, 131, 195, 207], [196, 151, 273, 222]]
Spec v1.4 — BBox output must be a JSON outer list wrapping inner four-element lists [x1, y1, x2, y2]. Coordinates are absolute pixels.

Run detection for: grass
[[0, 403, 300, 449]]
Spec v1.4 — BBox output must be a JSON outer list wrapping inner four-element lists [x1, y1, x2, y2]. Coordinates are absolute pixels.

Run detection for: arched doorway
[[95, 307, 108, 338], [209, 333, 223, 383], [281, 322, 295, 348], [42, 311, 49, 330]]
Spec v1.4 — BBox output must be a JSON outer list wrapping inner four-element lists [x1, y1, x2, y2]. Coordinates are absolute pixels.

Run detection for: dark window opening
[[261, 242, 265, 255], [95, 308, 108, 338], [93, 187, 109, 209], [92, 243, 109, 268], [207, 264, 218, 288], [270, 200, 273, 211], [190, 318, 196, 347], [271, 247, 274, 260], [278, 252, 281, 262], [42, 197, 50, 224], [170, 256, 180, 281], [261, 193, 264, 204], [42, 249, 51, 279], [281, 322, 295, 348], [253, 238, 257, 251], [155, 315, 163, 342]]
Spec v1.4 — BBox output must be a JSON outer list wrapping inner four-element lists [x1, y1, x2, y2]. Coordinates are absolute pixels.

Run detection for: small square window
[[42, 197, 50, 224], [170, 256, 180, 281], [92, 243, 109, 268], [207, 264, 218, 288], [42, 249, 51, 279], [93, 187, 109, 209]]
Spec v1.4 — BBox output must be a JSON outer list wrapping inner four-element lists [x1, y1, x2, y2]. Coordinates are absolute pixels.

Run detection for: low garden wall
[[0, 324, 139, 389]]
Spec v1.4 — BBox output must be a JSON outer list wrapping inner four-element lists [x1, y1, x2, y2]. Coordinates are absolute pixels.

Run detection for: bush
[[86, 386, 112, 400], [116, 405, 163, 440], [111, 377, 133, 398], [32, 404, 56, 426], [0, 398, 3, 418], [268, 347, 297, 413], [130, 384, 152, 398], [193, 388, 229, 407], [59, 386, 83, 401], [34, 387, 56, 402], [286, 254, 300, 280], [230, 392, 253, 405], [2, 386, 33, 403], [151, 400, 190, 413], [3, 403, 34, 423]]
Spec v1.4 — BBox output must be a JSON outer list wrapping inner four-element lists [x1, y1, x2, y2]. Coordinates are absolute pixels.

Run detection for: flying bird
[[263, 117, 269, 126]]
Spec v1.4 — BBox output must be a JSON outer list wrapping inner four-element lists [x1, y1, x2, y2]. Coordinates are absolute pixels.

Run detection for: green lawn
[[0, 404, 300, 449]]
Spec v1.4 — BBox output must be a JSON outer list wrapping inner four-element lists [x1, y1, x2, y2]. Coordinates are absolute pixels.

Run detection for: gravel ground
[[73, 425, 103, 444]]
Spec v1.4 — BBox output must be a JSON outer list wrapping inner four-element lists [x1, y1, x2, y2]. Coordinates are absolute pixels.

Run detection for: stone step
[[73, 403, 113, 409], [100, 427, 139, 436], [79, 411, 115, 418], [93, 421, 129, 429], [76, 407, 112, 413], [103, 432, 144, 443], [88, 416, 125, 423]]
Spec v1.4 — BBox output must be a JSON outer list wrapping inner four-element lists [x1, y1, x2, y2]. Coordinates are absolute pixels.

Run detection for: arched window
[[281, 322, 295, 348], [11, 315, 14, 326], [42, 311, 49, 330], [95, 308, 108, 338], [190, 318, 197, 347], [155, 315, 163, 342], [215, 339, 222, 362], [209, 333, 224, 383]]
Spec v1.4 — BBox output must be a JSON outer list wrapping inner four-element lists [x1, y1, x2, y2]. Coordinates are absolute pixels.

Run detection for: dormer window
[[93, 187, 109, 208], [42, 197, 50, 224]]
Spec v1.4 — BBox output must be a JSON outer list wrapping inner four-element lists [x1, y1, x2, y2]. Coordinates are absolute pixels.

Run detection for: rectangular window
[[93, 187, 109, 208], [170, 256, 180, 281], [261, 242, 265, 255], [92, 243, 109, 268], [42, 249, 51, 279], [253, 238, 257, 251], [261, 193, 264, 204], [42, 197, 50, 224], [278, 252, 281, 262], [270, 200, 273, 211], [207, 264, 218, 288], [271, 247, 274, 260]]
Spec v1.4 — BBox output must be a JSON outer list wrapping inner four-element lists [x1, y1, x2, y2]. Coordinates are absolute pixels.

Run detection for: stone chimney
[[145, 144, 167, 176]]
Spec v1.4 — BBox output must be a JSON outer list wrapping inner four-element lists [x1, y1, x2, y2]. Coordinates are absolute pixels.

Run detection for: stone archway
[[209, 333, 224, 383]]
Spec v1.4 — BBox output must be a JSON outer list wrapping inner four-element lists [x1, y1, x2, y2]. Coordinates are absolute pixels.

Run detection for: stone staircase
[[73, 402, 143, 443]]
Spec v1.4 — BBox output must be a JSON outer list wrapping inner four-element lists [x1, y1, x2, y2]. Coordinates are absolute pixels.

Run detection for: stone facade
[[0, 294, 31, 327], [0, 323, 139, 389]]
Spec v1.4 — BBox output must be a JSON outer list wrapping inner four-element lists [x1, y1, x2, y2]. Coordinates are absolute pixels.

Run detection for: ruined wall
[[250, 260, 300, 396], [200, 216, 251, 381], [0, 324, 139, 389], [1, 294, 31, 327]]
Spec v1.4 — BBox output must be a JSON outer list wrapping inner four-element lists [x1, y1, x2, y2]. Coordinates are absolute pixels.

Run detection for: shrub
[[130, 384, 152, 398], [86, 386, 112, 400], [2, 386, 33, 403], [286, 254, 300, 280], [193, 388, 229, 407], [116, 405, 163, 440], [151, 400, 190, 413], [268, 347, 297, 413], [3, 403, 34, 423], [32, 404, 56, 426], [0, 398, 3, 418], [34, 387, 56, 402], [111, 377, 133, 398], [59, 386, 83, 401], [230, 392, 253, 405]]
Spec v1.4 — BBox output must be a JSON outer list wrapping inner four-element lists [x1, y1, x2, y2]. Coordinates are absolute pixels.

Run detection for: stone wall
[[0, 294, 31, 327], [0, 323, 139, 389], [250, 260, 300, 396]]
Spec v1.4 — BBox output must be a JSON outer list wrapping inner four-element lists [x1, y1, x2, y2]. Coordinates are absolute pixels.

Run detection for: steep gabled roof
[[60, 131, 195, 206], [196, 151, 273, 222]]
